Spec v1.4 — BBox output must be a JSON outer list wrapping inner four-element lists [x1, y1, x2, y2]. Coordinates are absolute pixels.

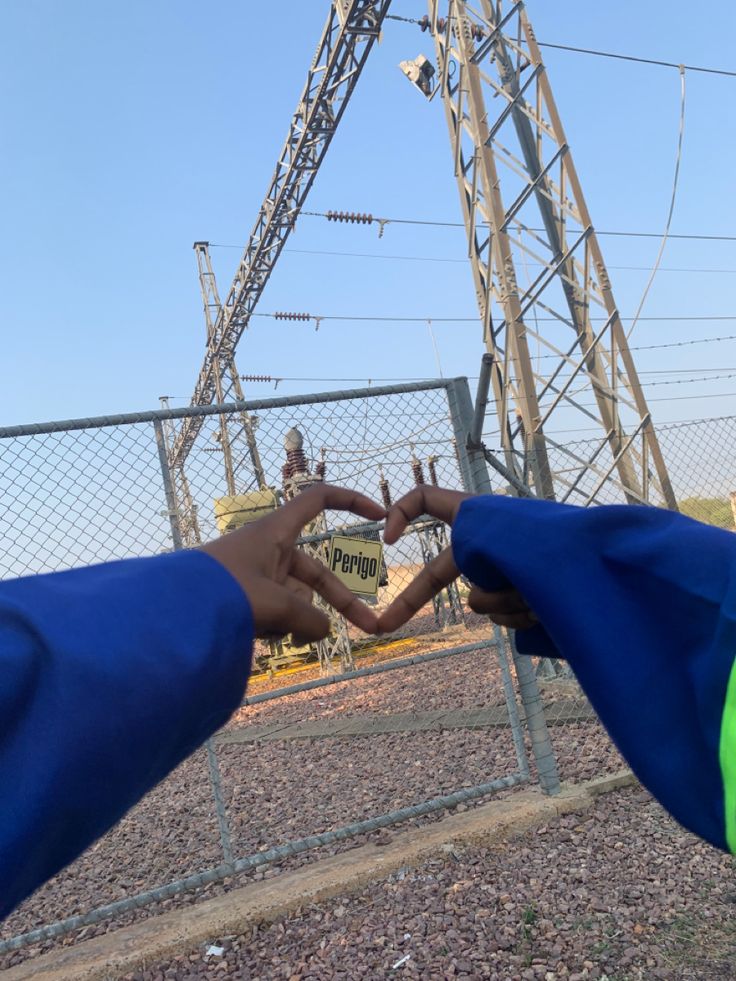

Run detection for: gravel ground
[[0, 643, 620, 971], [234, 641, 501, 731], [251, 608, 489, 675], [233, 628, 584, 733], [121, 786, 736, 981], [242, 617, 491, 718]]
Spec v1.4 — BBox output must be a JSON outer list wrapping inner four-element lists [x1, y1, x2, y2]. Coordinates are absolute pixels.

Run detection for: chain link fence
[[0, 379, 547, 965], [2, 386, 734, 966], [0, 381, 482, 666], [657, 415, 736, 527], [536, 415, 736, 782]]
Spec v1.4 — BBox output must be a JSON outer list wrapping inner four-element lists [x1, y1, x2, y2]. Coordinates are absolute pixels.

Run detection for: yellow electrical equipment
[[213, 489, 278, 534]]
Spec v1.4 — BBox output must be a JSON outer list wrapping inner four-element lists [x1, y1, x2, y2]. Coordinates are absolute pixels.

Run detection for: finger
[[284, 574, 313, 607], [289, 550, 379, 634], [273, 485, 386, 541], [290, 634, 313, 649], [466, 586, 532, 617], [376, 547, 459, 633], [483, 611, 539, 630], [383, 486, 470, 545], [468, 587, 537, 630], [256, 585, 332, 642]]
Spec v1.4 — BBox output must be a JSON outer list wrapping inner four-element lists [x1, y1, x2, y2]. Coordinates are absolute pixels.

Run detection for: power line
[[297, 211, 736, 242], [634, 333, 736, 352], [645, 372, 736, 387], [236, 370, 736, 386], [626, 65, 687, 340], [223, 334, 736, 386], [254, 312, 736, 324], [207, 244, 736, 275], [167, 350, 736, 398], [384, 14, 736, 79], [537, 41, 736, 79], [482, 411, 736, 440], [639, 366, 736, 374]]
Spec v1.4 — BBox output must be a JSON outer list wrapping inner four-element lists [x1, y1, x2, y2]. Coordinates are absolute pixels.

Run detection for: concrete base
[[3, 771, 635, 981]]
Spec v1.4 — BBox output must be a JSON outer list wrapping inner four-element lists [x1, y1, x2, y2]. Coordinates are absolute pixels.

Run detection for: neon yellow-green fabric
[[719, 661, 736, 852]]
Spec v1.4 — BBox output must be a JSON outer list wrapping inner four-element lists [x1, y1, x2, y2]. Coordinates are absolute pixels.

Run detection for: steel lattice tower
[[427, 1, 675, 507], [168, 1, 393, 485], [169, 0, 675, 518]]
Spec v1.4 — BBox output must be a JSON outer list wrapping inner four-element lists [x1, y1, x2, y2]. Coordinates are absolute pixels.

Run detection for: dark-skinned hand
[[376, 485, 537, 634], [200, 484, 385, 645]]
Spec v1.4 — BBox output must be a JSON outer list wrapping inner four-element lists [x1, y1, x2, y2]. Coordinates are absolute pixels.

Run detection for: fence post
[[445, 377, 561, 795], [510, 639, 561, 794], [445, 376, 492, 497], [493, 624, 530, 779], [152, 418, 184, 552], [152, 418, 235, 864]]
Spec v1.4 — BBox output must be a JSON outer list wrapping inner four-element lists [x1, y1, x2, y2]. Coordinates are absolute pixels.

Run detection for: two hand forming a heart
[[200, 483, 536, 645]]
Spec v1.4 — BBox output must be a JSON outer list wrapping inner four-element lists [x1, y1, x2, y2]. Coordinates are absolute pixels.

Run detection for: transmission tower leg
[[226, 362, 267, 489]]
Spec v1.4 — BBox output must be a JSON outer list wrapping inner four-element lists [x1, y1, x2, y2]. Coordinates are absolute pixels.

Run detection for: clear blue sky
[[2, 1, 735, 429]]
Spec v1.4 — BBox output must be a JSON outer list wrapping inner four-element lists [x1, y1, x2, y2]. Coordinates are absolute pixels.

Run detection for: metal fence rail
[[0, 772, 527, 956]]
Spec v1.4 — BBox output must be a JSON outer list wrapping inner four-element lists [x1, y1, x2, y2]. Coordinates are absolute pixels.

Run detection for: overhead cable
[[537, 41, 736, 79], [384, 14, 736, 78], [253, 312, 736, 324], [207, 244, 736, 275], [627, 67, 687, 339], [296, 211, 736, 242]]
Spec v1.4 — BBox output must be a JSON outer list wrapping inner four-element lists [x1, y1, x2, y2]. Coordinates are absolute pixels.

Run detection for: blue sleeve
[[0, 550, 253, 919], [452, 496, 736, 852]]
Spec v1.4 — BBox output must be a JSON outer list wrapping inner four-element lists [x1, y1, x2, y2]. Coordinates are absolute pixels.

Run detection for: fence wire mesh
[[3, 386, 734, 965], [0, 381, 534, 965], [657, 415, 736, 527], [539, 415, 736, 515], [0, 383, 482, 666]]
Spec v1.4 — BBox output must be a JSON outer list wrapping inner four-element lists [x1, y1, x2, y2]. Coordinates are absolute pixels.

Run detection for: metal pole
[[205, 739, 234, 866], [445, 377, 561, 795], [152, 418, 235, 861], [152, 419, 183, 551], [493, 624, 529, 778], [445, 376, 492, 495], [482, 446, 536, 499], [0, 379, 456, 440], [470, 353, 494, 447], [511, 638, 561, 795]]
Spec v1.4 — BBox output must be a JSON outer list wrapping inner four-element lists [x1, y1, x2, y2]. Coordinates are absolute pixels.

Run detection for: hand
[[376, 485, 536, 633], [200, 484, 385, 643]]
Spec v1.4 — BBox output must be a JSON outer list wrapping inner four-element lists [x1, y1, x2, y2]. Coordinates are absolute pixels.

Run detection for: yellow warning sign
[[328, 535, 384, 597]]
